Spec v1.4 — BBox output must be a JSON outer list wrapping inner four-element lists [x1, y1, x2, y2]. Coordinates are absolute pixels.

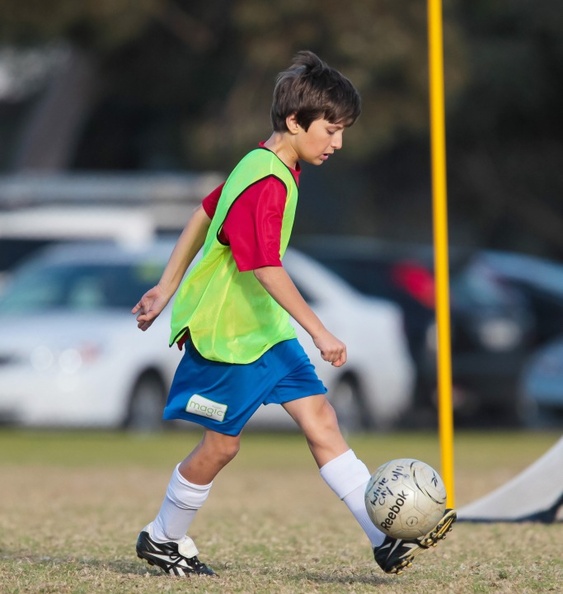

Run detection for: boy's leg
[[283, 395, 456, 574], [179, 428, 241, 484], [151, 430, 240, 541], [137, 429, 240, 576], [283, 395, 385, 548]]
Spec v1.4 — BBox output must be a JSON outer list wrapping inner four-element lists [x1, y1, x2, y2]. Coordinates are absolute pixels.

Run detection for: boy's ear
[[286, 114, 300, 134]]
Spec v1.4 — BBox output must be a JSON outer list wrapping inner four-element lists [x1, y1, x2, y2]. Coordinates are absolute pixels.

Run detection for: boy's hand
[[313, 330, 347, 367], [132, 285, 170, 331]]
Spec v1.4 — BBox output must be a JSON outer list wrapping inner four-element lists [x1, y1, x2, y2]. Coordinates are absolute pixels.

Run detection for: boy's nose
[[332, 133, 343, 150]]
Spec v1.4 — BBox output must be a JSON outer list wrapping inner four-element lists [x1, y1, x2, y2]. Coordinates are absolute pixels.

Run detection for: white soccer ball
[[364, 458, 447, 540]]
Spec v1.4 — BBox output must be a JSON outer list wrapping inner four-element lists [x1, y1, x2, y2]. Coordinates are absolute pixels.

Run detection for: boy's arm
[[253, 266, 347, 367], [132, 204, 211, 331]]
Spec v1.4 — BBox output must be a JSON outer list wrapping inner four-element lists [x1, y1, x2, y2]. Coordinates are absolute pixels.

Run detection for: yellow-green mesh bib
[[170, 148, 298, 363]]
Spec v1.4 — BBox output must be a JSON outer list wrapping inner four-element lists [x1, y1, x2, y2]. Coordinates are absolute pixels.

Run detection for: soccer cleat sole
[[418, 508, 457, 549], [383, 509, 457, 575], [137, 550, 216, 576], [386, 557, 411, 575]]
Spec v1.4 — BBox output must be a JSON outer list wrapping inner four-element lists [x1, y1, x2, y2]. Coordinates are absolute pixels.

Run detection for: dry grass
[[0, 429, 561, 593]]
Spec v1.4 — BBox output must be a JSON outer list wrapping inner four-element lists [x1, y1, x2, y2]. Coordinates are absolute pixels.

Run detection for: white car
[[0, 241, 414, 432]]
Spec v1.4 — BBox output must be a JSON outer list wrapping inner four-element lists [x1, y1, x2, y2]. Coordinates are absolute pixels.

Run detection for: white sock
[[149, 464, 212, 542], [320, 449, 386, 548]]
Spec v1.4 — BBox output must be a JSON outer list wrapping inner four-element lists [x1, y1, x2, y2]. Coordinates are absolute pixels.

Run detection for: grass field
[[0, 429, 561, 593]]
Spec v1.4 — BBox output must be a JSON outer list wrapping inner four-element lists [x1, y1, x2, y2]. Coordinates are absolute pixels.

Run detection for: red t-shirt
[[202, 148, 300, 271]]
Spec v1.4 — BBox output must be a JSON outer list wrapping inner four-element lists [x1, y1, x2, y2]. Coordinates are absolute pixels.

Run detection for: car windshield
[[450, 261, 515, 308], [307, 257, 390, 296], [0, 260, 163, 313], [304, 252, 514, 310]]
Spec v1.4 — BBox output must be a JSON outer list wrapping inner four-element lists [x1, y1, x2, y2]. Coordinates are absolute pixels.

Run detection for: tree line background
[[1, 0, 562, 258]]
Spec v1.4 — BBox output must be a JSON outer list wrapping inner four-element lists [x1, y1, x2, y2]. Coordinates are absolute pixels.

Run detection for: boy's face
[[290, 117, 346, 166]]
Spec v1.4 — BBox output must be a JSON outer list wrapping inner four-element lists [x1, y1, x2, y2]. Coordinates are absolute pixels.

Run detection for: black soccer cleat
[[136, 530, 216, 577], [374, 508, 457, 575]]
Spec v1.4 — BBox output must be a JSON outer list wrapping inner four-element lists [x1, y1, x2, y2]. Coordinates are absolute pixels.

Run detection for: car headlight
[[30, 342, 103, 373], [477, 319, 522, 351], [30, 345, 55, 371]]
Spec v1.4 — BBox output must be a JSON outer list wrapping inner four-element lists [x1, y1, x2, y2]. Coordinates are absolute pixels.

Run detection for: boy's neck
[[263, 132, 299, 169]]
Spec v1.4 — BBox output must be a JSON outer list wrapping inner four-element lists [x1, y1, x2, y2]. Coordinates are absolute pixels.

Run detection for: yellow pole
[[427, 0, 455, 507]]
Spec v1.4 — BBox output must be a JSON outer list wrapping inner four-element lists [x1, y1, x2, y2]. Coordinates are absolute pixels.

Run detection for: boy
[[132, 50, 456, 578]]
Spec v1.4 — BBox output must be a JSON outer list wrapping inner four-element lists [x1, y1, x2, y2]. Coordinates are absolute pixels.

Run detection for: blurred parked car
[[519, 336, 563, 428], [0, 240, 180, 431], [294, 235, 534, 425], [476, 250, 563, 347], [0, 241, 414, 432]]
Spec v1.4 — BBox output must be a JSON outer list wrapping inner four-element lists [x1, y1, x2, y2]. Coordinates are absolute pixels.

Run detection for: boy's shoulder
[[230, 147, 296, 187], [238, 146, 276, 166]]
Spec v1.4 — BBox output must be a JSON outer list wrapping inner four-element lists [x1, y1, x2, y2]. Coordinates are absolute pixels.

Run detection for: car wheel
[[330, 375, 368, 433], [124, 372, 166, 432]]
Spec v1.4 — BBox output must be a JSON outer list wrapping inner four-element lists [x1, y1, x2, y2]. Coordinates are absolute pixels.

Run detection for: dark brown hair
[[270, 50, 361, 132]]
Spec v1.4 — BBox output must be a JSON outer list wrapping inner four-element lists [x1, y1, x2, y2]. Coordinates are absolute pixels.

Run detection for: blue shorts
[[163, 338, 327, 435]]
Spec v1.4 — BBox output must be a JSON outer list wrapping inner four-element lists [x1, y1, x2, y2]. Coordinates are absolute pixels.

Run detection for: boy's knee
[[221, 438, 241, 462], [208, 434, 240, 464], [301, 398, 340, 435], [318, 398, 339, 426]]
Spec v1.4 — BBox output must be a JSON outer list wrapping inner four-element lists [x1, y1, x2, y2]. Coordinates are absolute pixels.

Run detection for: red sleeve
[[201, 183, 225, 218], [221, 176, 287, 271]]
